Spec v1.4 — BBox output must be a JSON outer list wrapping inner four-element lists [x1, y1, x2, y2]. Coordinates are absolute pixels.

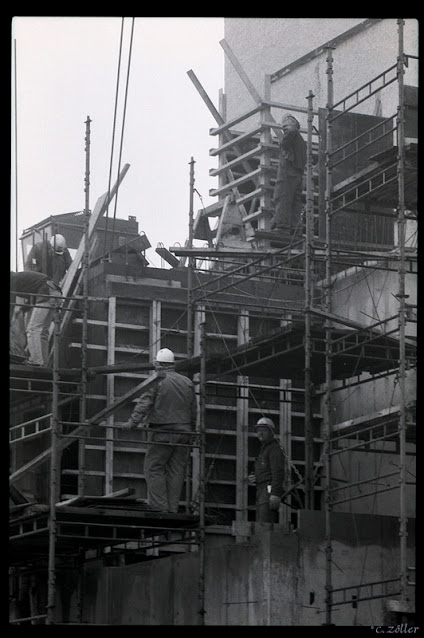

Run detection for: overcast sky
[[10, 16, 225, 269]]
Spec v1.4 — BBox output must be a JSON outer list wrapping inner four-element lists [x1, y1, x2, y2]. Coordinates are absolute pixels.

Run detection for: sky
[[10, 16, 225, 270]]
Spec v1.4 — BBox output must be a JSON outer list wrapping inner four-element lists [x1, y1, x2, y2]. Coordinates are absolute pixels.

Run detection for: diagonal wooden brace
[[9, 371, 163, 485]]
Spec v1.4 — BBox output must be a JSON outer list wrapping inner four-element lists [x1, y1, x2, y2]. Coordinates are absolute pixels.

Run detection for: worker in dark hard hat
[[270, 113, 307, 241], [122, 348, 197, 513], [25, 233, 72, 286], [248, 417, 286, 523]]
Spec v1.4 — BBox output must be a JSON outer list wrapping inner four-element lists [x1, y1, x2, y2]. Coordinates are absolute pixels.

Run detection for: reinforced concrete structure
[[9, 18, 417, 626]]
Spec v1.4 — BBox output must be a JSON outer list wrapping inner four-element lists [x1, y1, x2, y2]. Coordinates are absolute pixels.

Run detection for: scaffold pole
[[46, 300, 61, 624], [187, 157, 196, 358], [198, 321, 206, 625], [396, 18, 409, 609], [78, 115, 91, 496], [304, 89, 315, 510], [324, 44, 335, 626]]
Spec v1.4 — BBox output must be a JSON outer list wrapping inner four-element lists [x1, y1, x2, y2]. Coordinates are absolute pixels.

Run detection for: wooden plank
[[209, 104, 263, 136], [55, 495, 84, 507], [219, 39, 283, 142], [209, 126, 262, 155], [236, 309, 249, 531], [9, 371, 164, 485], [155, 246, 180, 268], [214, 195, 231, 246], [242, 207, 273, 223], [236, 187, 264, 206], [105, 296, 116, 494], [209, 145, 262, 176], [187, 69, 224, 126], [259, 75, 274, 223], [262, 99, 318, 116], [187, 70, 260, 197], [169, 247, 278, 258], [210, 167, 262, 197], [10, 485, 32, 505], [150, 300, 161, 361], [56, 488, 136, 507], [332, 406, 400, 433], [220, 39, 262, 104], [100, 487, 136, 498]]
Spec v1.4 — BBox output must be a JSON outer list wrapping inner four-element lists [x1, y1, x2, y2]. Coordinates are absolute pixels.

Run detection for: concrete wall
[[327, 261, 417, 337], [223, 18, 418, 129], [79, 511, 415, 626], [318, 262, 416, 517]]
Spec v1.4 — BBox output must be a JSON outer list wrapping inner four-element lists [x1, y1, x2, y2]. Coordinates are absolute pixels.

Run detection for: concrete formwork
[[78, 510, 415, 626]]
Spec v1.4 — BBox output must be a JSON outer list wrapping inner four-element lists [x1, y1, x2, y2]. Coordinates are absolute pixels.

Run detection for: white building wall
[[325, 262, 416, 517], [328, 260, 417, 336], [223, 18, 418, 130]]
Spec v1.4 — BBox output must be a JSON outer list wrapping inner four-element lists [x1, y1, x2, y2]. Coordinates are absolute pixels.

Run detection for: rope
[[103, 18, 125, 255], [103, 17, 135, 256], [110, 18, 135, 241]]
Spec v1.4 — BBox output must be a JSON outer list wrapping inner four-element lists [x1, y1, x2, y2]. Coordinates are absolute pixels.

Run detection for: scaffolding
[[9, 19, 416, 626], [175, 17, 416, 623], [9, 124, 206, 626], [322, 20, 416, 622]]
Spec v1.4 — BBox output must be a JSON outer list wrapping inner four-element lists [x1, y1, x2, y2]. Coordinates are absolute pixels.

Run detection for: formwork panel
[[116, 302, 150, 326]]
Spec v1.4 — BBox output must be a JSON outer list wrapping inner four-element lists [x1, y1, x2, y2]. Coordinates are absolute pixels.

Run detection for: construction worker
[[25, 234, 72, 286], [10, 270, 62, 366], [248, 417, 285, 523], [270, 114, 307, 241], [122, 348, 197, 513]]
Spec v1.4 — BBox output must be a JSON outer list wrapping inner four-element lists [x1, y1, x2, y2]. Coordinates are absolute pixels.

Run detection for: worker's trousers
[[144, 424, 192, 513], [26, 290, 61, 366], [10, 307, 28, 359], [272, 165, 304, 236], [256, 483, 279, 523]]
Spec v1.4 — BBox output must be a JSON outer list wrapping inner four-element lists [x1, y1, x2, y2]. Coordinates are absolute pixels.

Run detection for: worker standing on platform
[[10, 271, 62, 366], [248, 417, 286, 523], [271, 114, 307, 241], [25, 234, 72, 286], [122, 348, 197, 513]]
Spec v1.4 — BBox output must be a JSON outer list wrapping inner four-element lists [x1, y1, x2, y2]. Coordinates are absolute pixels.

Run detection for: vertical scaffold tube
[[198, 321, 206, 625], [185, 158, 196, 509], [78, 116, 91, 496], [46, 301, 61, 624], [396, 18, 408, 608], [187, 158, 196, 358], [324, 45, 335, 626], [304, 90, 315, 510]]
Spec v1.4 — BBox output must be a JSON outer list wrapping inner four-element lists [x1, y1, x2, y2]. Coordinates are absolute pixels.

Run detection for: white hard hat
[[155, 348, 175, 363], [256, 417, 275, 432], [50, 234, 67, 254]]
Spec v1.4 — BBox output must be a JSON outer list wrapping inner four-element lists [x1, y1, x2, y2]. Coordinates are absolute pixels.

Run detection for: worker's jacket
[[276, 128, 307, 176], [128, 369, 197, 428], [25, 242, 72, 286], [10, 271, 61, 324], [254, 438, 285, 498]]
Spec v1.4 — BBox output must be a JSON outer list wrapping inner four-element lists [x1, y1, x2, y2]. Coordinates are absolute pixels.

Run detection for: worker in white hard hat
[[270, 112, 307, 241], [122, 348, 198, 513], [248, 417, 286, 523], [25, 233, 72, 287]]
